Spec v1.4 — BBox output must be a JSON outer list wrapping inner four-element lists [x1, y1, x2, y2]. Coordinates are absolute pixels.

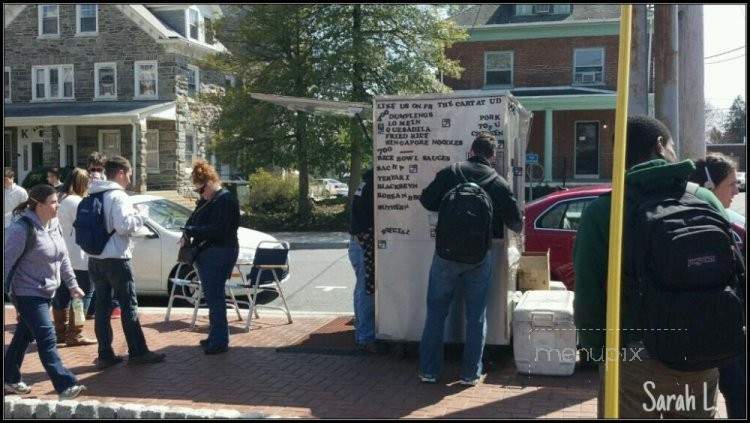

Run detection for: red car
[[524, 185, 746, 290]]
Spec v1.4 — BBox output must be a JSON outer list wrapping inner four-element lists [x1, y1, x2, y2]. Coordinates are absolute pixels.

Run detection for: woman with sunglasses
[[182, 161, 240, 355], [4, 184, 87, 399], [689, 153, 745, 419]]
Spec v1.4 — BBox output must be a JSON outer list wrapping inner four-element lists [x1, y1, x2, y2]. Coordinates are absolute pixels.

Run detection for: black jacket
[[184, 188, 240, 248], [420, 157, 523, 238], [349, 169, 374, 235]]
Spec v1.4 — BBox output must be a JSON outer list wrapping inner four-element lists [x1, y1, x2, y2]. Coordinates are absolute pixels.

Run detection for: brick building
[[3, 4, 236, 193], [446, 4, 626, 184]]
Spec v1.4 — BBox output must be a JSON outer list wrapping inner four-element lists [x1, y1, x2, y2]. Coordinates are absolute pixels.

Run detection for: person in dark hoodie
[[183, 160, 240, 355], [348, 169, 378, 353], [418, 131, 523, 386], [574, 116, 728, 418], [4, 184, 87, 400]]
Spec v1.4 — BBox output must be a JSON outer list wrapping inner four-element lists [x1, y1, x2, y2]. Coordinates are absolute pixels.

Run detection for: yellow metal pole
[[604, 4, 632, 419]]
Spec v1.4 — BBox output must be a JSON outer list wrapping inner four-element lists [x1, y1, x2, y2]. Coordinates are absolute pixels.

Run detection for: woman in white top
[[53, 168, 96, 346]]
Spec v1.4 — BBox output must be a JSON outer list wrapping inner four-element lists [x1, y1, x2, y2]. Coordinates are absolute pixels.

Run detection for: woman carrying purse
[[181, 161, 240, 355]]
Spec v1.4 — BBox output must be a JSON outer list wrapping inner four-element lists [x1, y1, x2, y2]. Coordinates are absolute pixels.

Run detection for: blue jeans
[[719, 350, 746, 419], [89, 258, 149, 359], [419, 251, 493, 381], [195, 246, 239, 349], [4, 296, 78, 393], [53, 270, 93, 311], [348, 237, 375, 344]]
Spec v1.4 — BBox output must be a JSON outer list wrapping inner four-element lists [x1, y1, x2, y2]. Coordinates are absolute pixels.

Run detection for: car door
[[131, 223, 163, 294], [533, 197, 597, 286]]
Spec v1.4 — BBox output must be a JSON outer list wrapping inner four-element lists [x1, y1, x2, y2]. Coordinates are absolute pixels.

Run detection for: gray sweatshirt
[[3, 209, 79, 298]]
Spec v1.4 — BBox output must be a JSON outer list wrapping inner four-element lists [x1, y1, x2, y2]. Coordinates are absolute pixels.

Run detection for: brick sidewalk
[[3, 308, 727, 419]]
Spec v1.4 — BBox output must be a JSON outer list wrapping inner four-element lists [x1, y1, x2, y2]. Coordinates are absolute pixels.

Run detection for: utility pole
[[653, 4, 680, 154], [629, 4, 649, 116], [678, 5, 706, 161]]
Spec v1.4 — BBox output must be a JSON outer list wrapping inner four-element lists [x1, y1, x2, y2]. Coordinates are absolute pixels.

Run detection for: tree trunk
[[347, 4, 365, 210], [296, 111, 311, 217], [677, 5, 705, 161], [654, 5, 680, 154]]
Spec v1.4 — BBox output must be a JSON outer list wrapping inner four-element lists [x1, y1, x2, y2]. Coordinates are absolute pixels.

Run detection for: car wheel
[[167, 264, 201, 307]]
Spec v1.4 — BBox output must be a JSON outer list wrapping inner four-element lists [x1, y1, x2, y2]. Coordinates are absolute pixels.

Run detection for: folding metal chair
[[228, 240, 292, 331], [165, 262, 244, 329]]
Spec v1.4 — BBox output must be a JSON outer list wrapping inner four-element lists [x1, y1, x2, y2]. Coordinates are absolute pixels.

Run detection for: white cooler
[[512, 290, 576, 376]]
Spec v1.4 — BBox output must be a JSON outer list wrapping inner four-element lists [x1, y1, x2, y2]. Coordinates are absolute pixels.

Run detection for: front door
[[17, 139, 44, 183], [574, 121, 600, 178]]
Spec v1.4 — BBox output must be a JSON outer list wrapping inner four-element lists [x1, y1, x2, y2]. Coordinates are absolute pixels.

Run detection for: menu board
[[373, 92, 529, 344]]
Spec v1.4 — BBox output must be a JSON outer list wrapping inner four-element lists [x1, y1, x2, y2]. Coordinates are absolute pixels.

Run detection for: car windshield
[[136, 199, 192, 231]]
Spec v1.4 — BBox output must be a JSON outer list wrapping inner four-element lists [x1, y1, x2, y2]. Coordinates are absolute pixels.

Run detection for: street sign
[[526, 153, 539, 164]]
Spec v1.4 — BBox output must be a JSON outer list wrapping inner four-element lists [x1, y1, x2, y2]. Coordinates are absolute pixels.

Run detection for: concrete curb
[[3, 396, 278, 419]]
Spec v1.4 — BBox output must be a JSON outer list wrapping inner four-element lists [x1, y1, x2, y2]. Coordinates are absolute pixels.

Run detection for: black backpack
[[435, 163, 496, 264], [626, 182, 746, 371]]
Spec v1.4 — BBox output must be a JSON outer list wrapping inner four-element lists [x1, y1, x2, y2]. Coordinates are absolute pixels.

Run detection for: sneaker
[[59, 384, 86, 400], [110, 307, 122, 319], [128, 351, 166, 365], [4, 382, 32, 395], [418, 374, 437, 384], [95, 355, 124, 370], [458, 373, 486, 386]]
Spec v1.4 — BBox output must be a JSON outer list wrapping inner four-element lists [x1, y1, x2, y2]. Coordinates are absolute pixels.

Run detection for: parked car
[[129, 194, 278, 296], [736, 171, 746, 192], [524, 185, 746, 290], [317, 178, 349, 197]]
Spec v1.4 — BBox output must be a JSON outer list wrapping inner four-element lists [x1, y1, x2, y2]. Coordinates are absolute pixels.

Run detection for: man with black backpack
[[574, 116, 745, 418], [418, 131, 523, 385]]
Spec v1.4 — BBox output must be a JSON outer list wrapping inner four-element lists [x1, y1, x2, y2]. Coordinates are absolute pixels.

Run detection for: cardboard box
[[517, 251, 550, 291]]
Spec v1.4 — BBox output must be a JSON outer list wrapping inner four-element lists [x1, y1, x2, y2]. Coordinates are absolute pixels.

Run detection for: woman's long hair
[[13, 184, 57, 216]]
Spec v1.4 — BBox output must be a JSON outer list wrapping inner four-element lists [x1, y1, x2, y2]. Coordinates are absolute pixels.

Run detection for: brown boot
[[65, 306, 97, 346], [52, 308, 68, 344]]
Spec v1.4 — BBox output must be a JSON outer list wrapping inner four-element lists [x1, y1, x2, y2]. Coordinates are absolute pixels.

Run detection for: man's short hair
[[104, 155, 131, 179], [626, 116, 672, 169], [471, 132, 497, 159], [47, 167, 60, 178], [4, 167, 14, 178], [87, 151, 107, 169]]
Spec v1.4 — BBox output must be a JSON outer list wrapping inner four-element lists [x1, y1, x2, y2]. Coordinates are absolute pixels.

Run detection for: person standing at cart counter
[[418, 131, 523, 385], [348, 168, 381, 354]]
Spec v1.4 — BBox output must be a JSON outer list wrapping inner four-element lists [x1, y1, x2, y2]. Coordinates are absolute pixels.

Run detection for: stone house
[[3, 4, 236, 193], [446, 4, 651, 184]]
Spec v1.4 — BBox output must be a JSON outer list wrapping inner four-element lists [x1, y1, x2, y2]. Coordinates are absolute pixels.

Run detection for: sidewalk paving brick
[[3, 308, 728, 419]]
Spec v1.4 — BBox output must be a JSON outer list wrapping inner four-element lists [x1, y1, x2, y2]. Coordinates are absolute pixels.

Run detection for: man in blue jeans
[[88, 156, 166, 369], [418, 132, 523, 385], [348, 169, 379, 352]]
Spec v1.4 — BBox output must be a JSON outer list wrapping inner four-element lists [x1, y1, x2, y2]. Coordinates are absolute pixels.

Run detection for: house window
[[484, 51, 513, 87], [204, 17, 214, 44], [76, 4, 98, 35], [188, 9, 200, 41], [575, 121, 600, 177], [515, 5, 533, 16], [553, 4, 571, 14], [65, 145, 75, 168], [31, 65, 74, 100], [98, 130, 121, 159], [185, 132, 196, 163], [574, 48, 604, 85], [146, 129, 160, 173], [38, 5, 59, 37], [95, 62, 117, 99], [134, 61, 158, 99], [533, 4, 551, 14], [4, 67, 10, 103], [187, 65, 199, 96]]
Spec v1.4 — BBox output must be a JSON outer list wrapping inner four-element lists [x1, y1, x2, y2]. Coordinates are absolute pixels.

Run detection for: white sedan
[[130, 194, 278, 296], [319, 179, 349, 197]]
